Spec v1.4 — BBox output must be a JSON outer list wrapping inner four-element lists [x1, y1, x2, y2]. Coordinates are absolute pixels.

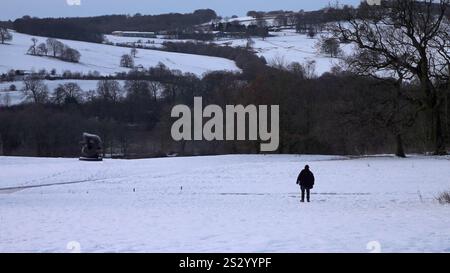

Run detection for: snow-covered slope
[[215, 30, 353, 76], [1, 154, 449, 252], [106, 29, 353, 76], [0, 31, 241, 77]]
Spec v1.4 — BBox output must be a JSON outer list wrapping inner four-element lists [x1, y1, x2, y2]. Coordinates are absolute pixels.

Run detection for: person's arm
[[296, 172, 302, 185]]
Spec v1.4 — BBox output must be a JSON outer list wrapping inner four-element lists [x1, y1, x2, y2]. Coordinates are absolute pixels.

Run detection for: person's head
[[305, 165, 310, 170]]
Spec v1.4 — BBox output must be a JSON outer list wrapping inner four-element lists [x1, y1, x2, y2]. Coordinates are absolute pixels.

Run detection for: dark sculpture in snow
[[79, 133, 103, 161]]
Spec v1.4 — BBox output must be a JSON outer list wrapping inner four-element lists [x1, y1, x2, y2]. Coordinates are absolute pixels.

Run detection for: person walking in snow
[[296, 165, 315, 202]]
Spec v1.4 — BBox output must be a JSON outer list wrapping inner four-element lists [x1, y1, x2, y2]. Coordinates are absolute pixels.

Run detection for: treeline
[[0, 63, 441, 158], [13, 17, 104, 43], [0, 20, 13, 29], [164, 30, 215, 41], [3, 2, 449, 158], [211, 22, 269, 38], [12, 9, 217, 43], [282, 1, 449, 33]]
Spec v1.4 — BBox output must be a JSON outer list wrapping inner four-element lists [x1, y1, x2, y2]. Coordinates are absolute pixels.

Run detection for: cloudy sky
[[0, 0, 362, 20]]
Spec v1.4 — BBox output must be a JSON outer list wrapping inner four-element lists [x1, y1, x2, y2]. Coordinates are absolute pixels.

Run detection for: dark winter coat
[[297, 169, 315, 189]]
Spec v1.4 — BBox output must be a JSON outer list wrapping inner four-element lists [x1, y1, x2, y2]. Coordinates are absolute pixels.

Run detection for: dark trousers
[[301, 186, 310, 202]]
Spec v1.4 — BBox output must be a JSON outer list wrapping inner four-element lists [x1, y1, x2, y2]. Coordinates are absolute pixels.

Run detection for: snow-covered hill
[[0, 31, 241, 77], [216, 30, 353, 76], [1, 154, 449, 252], [107, 29, 354, 76]]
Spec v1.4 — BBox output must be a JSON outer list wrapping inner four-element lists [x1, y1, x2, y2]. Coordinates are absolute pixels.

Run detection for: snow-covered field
[[1, 154, 449, 253], [107, 30, 353, 76], [0, 31, 240, 77], [104, 34, 194, 49], [0, 29, 351, 79], [215, 30, 352, 76]]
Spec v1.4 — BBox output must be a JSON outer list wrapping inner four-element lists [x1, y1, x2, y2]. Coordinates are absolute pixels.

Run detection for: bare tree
[[333, 0, 450, 155], [120, 54, 134, 68], [287, 14, 298, 26], [124, 80, 151, 99], [0, 27, 12, 44], [54, 82, 83, 104], [96, 80, 123, 102], [341, 76, 418, 157], [61, 46, 81, 63], [27, 38, 38, 55], [149, 81, 162, 102], [130, 46, 138, 58], [287, 62, 306, 78], [22, 75, 49, 104], [275, 15, 287, 27], [124, 80, 162, 102], [305, 60, 317, 79], [255, 14, 267, 28], [254, 14, 269, 40], [36, 43, 48, 56], [46, 38, 64, 58], [270, 55, 289, 70], [318, 36, 342, 58]]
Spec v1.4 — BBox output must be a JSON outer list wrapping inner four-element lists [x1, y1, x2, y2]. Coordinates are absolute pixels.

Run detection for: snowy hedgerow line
[[27, 37, 81, 63], [0, 27, 13, 44]]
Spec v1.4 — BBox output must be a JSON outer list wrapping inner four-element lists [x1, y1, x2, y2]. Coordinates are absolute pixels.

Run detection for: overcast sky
[[0, 0, 362, 21]]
